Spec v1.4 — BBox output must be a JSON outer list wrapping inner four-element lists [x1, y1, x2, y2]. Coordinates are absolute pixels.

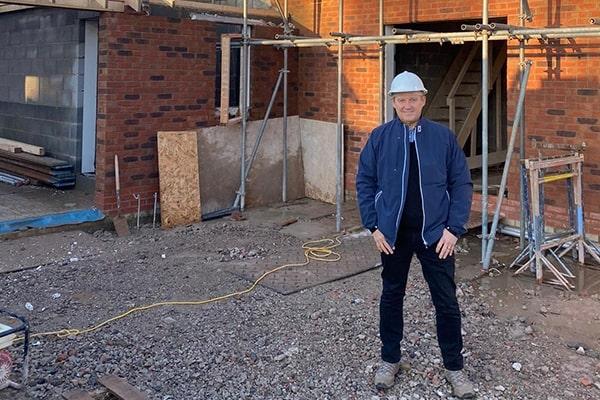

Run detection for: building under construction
[[0, 0, 599, 249], [2, 1, 600, 398]]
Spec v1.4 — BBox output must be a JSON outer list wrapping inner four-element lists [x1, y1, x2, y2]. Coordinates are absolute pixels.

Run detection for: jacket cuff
[[446, 226, 462, 238]]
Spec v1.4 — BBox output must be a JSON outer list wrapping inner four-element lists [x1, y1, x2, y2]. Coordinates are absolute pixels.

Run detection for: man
[[356, 71, 474, 398]]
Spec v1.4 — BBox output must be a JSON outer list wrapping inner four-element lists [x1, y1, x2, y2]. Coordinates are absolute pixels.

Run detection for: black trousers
[[379, 229, 464, 371]]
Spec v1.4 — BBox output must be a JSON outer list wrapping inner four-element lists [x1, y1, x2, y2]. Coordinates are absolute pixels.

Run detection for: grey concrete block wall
[[0, 8, 96, 169]]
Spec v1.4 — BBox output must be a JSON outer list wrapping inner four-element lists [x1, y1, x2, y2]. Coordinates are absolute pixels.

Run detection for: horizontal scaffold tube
[[247, 26, 600, 48]]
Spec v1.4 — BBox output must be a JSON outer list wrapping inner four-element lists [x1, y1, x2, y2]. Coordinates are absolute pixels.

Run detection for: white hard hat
[[388, 71, 428, 96]]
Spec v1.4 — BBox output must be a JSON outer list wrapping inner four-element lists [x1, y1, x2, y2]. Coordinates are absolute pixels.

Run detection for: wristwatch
[[368, 226, 378, 233]]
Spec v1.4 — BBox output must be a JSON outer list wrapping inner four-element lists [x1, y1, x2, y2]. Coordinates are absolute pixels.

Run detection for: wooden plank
[[0, 0, 124, 11], [425, 43, 478, 116], [469, 126, 476, 157], [157, 131, 201, 229], [0, 161, 75, 186], [220, 33, 241, 125], [0, 4, 34, 13], [123, 0, 139, 11], [457, 44, 507, 147], [526, 154, 583, 170], [0, 155, 73, 175], [495, 76, 502, 151], [98, 375, 147, 400], [148, 0, 279, 17], [91, 0, 107, 8], [220, 35, 232, 125], [0, 143, 22, 153], [466, 149, 506, 170], [0, 149, 70, 168], [0, 138, 44, 156], [62, 390, 95, 400]]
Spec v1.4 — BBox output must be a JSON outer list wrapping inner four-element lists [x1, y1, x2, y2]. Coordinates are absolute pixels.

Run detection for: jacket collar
[[398, 117, 425, 133]]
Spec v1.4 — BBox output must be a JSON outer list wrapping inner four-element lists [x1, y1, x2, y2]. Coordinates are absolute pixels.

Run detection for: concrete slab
[[197, 116, 305, 215], [243, 199, 362, 238], [300, 118, 337, 204], [244, 199, 335, 228], [279, 220, 334, 240], [0, 175, 95, 221]]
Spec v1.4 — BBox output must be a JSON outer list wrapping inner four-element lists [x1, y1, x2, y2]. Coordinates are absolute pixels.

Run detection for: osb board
[[157, 131, 201, 228], [197, 116, 304, 215], [300, 118, 338, 204]]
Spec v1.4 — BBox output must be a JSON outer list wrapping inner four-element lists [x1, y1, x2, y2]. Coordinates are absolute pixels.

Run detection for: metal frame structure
[[510, 151, 600, 290], [0, 309, 29, 391], [231, 0, 600, 268]]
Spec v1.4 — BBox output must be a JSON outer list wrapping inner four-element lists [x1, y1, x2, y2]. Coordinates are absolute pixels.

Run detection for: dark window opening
[[215, 23, 243, 110]]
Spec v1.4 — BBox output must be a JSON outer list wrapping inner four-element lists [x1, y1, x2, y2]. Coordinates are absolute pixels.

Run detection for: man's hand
[[436, 229, 458, 259], [372, 229, 393, 255]]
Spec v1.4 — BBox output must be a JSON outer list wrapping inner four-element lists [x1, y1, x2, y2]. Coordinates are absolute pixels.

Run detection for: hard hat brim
[[388, 89, 428, 96]]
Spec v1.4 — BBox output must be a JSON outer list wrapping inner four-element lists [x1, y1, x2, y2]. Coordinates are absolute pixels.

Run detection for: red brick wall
[[289, 0, 382, 194], [287, 0, 600, 236], [250, 26, 299, 119], [96, 13, 296, 215]]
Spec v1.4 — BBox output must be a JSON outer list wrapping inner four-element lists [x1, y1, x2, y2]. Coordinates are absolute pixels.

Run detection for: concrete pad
[[224, 235, 380, 295], [244, 199, 334, 227], [300, 118, 338, 204], [197, 116, 304, 215], [280, 220, 335, 240], [244, 199, 363, 237], [0, 175, 95, 221]]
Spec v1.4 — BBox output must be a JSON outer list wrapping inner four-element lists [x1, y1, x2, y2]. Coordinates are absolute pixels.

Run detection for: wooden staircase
[[425, 42, 507, 170]]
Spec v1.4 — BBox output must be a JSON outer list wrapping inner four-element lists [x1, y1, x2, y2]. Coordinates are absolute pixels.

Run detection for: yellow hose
[[27, 236, 343, 340]]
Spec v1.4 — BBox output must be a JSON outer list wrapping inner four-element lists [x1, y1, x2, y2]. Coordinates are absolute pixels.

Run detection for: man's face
[[392, 92, 426, 125]]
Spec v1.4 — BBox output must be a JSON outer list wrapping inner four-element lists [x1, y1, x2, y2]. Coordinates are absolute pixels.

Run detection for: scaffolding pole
[[239, 0, 249, 211], [230, 0, 600, 240], [335, 0, 344, 232], [379, 0, 385, 124], [483, 61, 532, 270], [481, 0, 489, 262], [519, 0, 528, 249], [282, 0, 289, 203], [248, 25, 600, 47]]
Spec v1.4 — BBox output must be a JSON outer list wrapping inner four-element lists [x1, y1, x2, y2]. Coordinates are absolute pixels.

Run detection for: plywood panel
[[157, 131, 201, 228]]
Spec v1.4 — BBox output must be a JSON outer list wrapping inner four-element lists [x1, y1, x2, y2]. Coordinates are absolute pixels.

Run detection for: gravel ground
[[1, 217, 600, 400]]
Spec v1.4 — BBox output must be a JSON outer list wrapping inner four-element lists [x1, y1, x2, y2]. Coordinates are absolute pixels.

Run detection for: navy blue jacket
[[356, 117, 473, 248]]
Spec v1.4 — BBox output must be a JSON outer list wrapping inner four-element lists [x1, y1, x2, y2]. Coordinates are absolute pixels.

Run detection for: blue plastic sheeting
[[0, 208, 105, 234]]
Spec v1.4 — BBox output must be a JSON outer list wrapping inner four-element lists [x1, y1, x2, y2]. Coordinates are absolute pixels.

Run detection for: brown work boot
[[374, 361, 401, 390], [445, 369, 476, 399]]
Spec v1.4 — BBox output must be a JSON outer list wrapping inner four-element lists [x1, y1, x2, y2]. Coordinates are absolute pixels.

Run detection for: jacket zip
[[394, 124, 408, 237], [414, 131, 428, 246], [375, 190, 383, 205]]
